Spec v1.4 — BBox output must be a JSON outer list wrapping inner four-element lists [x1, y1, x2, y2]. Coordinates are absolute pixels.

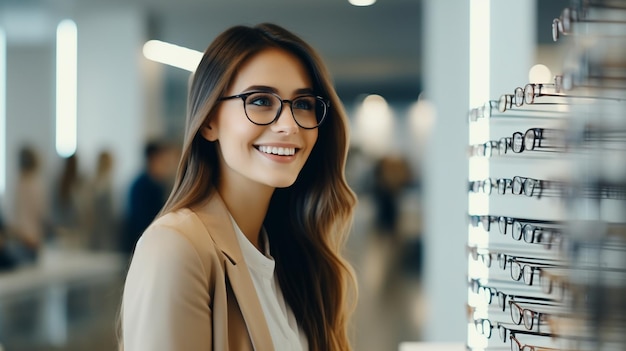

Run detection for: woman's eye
[[247, 94, 275, 107], [293, 97, 315, 110]]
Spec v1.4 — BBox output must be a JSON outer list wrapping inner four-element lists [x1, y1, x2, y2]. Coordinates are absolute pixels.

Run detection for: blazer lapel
[[193, 193, 274, 351]]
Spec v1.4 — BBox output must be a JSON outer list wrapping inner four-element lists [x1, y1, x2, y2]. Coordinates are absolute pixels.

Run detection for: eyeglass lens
[[243, 92, 327, 128]]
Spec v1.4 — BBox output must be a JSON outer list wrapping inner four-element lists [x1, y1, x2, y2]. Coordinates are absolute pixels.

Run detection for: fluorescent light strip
[[348, 0, 376, 6], [469, 0, 490, 108], [143, 40, 202, 72], [468, 0, 491, 243], [56, 19, 77, 158], [0, 28, 6, 195], [467, 1, 491, 349]]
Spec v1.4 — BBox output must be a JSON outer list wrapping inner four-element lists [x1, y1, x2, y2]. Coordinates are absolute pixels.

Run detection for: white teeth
[[258, 145, 296, 156]]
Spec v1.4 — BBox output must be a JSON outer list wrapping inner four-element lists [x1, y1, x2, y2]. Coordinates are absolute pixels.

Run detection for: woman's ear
[[200, 122, 218, 142]]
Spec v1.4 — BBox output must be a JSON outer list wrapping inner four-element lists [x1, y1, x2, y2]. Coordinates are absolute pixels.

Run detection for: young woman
[[121, 23, 357, 351]]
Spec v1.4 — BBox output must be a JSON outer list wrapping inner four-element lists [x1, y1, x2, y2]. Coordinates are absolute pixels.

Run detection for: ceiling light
[[528, 64, 552, 83], [349, 0, 376, 6], [143, 40, 202, 72], [56, 19, 78, 158]]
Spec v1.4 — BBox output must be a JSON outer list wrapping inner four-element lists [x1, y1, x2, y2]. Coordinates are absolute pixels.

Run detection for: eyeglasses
[[468, 100, 499, 122], [512, 176, 558, 198], [473, 318, 494, 338], [469, 129, 563, 158], [510, 332, 561, 351], [516, 223, 562, 248], [508, 300, 558, 332], [468, 214, 498, 231], [218, 91, 330, 129], [467, 140, 501, 157], [525, 79, 626, 104], [555, 69, 626, 93], [469, 176, 562, 199], [512, 128, 563, 153], [469, 279, 560, 313], [468, 214, 564, 249], [468, 278, 498, 305], [469, 316, 561, 346], [498, 94, 515, 113], [522, 83, 560, 105], [467, 245, 493, 268], [468, 177, 537, 196], [468, 178, 497, 195], [498, 324, 555, 345], [498, 256, 563, 286], [498, 290, 558, 313], [468, 279, 558, 311], [498, 91, 565, 113], [504, 218, 563, 247], [552, 7, 626, 42], [502, 82, 625, 113], [498, 137, 513, 155]]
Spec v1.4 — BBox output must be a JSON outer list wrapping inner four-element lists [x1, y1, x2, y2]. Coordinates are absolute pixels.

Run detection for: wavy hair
[[160, 23, 357, 350]]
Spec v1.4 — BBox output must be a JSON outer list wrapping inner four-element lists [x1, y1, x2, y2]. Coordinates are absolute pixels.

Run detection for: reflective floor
[[348, 195, 424, 351]]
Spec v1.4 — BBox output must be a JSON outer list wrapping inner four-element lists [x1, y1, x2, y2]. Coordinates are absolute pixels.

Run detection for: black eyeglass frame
[[218, 91, 330, 130]]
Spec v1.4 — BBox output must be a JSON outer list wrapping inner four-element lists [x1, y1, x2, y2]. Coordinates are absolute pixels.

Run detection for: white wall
[[2, 5, 154, 220], [75, 5, 149, 213], [4, 44, 57, 219], [421, 0, 470, 342]]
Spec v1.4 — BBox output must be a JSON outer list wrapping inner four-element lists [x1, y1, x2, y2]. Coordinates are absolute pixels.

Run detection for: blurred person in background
[[372, 154, 413, 240], [0, 205, 17, 271], [121, 23, 357, 351], [122, 140, 176, 256], [366, 154, 416, 291], [52, 153, 89, 249], [345, 145, 374, 196], [10, 145, 50, 263], [86, 150, 118, 251]]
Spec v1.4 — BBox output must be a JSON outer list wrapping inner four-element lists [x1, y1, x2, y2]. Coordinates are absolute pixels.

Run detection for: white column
[[421, 0, 536, 343], [421, 0, 470, 342], [490, 1, 536, 95]]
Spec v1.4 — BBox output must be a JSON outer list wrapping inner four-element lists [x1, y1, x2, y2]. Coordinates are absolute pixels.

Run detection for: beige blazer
[[122, 193, 274, 351]]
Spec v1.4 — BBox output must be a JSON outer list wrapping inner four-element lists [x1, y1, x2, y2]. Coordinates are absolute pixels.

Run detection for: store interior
[[2, 0, 624, 350]]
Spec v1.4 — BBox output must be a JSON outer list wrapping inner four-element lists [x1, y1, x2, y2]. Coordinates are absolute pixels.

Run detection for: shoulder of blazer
[[150, 194, 242, 265], [187, 192, 244, 265]]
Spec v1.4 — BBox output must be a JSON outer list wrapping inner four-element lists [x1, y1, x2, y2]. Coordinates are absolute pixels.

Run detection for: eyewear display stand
[[466, 2, 626, 351]]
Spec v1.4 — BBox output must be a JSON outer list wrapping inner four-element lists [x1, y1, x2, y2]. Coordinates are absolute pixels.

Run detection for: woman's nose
[[271, 105, 299, 134]]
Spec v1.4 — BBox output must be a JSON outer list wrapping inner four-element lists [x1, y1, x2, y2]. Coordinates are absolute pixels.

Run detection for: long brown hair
[[161, 23, 357, 350]]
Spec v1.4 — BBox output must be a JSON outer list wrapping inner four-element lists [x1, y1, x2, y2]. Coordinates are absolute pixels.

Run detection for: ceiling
[[0, 0, 569, 103], [0, 0, 423, 102]]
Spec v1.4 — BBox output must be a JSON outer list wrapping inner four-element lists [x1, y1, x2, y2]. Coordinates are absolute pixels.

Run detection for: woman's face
[[203, 48, 319, 191]]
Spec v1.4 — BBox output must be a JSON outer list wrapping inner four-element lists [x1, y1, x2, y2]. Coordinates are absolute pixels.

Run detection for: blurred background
[[0, 0, 571, 350]]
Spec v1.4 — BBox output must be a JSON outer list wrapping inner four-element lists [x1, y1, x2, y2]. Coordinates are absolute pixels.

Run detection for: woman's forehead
[[227, 48, 313, 96]]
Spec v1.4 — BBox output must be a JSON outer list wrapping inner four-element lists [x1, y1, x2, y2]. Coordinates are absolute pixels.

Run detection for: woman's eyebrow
[[294, 87, 315, 95], [243, 85, 277, 93], [242, 85, 315, 95]]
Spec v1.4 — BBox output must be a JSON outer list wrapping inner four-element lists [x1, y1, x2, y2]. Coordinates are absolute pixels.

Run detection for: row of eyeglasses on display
[[466, 1, 626, 350]]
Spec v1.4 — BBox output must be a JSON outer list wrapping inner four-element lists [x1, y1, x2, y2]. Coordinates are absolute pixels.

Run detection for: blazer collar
[[192, 192, 243, 264], [192, 192, 274, 351]]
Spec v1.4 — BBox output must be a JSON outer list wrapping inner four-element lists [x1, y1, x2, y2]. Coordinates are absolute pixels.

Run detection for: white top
[[230, 216, 308, 351]]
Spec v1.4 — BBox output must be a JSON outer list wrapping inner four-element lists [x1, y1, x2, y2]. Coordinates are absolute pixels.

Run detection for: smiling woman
[[121, 23, 357, 351]]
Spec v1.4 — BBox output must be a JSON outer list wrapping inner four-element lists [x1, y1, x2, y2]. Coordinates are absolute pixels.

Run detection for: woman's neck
[[217, 181, 274, 252]]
